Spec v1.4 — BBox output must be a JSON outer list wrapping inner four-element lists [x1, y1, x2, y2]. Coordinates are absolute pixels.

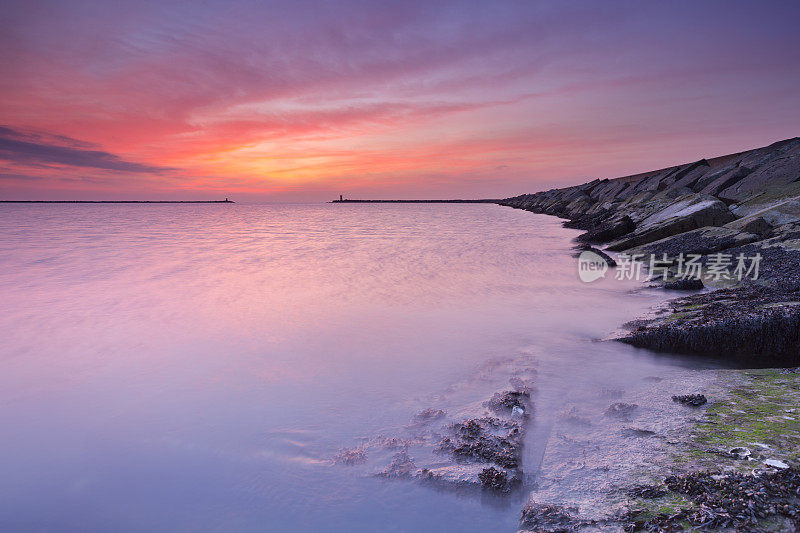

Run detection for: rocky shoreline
[[500, 136, 800, 366], [500, 137, 800, 531], [514, 367, 800, 532], [332, 355, 540, 497]]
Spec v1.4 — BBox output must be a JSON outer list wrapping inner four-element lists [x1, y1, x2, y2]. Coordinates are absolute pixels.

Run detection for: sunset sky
[[2, 0, 799, 201]]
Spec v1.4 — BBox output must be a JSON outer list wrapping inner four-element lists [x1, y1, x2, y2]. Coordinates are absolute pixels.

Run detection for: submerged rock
[[605, 402, 638, 419], [509, 375, 537, 394], [374, 375, 535, 494], [413, 408, 446, 422], [564, 406, 593, 427], [418, 464, 491, 487], [484, 390, 530, 416], [333, 447, 367, 465], [376, 450, 416, 478]]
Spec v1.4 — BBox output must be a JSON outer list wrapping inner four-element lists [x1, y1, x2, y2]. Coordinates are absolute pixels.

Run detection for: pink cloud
[[1, 1, 798, 200]]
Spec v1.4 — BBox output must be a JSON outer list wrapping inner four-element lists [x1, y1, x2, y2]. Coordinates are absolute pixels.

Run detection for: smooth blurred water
[[0, 203, 702, 532]]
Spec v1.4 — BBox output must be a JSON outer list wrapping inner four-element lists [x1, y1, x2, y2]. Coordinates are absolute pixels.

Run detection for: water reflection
[[0, 203, 712, 531]]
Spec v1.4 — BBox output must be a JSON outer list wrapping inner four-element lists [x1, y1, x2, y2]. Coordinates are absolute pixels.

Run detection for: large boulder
[[606, 194, 735, 251], [576, 215, 635, 243], [662, 160, 710, 189], [578, 178, 603, 194], [698, 165, 753, 196], [591, 179, 630, 202], [670, 163, 711, 190], [723, 215, 773, 237], [632, 167, 680, 193], [627, 226, 760, 257], [690, 165, 732, 192], [731, 196, 800, 226], [717, 141, 800, 202]]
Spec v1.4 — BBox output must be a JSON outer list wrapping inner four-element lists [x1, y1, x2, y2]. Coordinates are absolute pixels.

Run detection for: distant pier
[[0, 199, 235, 204], [330, 199, 500, 204]]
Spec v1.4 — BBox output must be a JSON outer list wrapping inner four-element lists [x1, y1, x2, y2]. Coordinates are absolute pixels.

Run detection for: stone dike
[[501, 137, 800, 531], [499, 137, 800, 366]]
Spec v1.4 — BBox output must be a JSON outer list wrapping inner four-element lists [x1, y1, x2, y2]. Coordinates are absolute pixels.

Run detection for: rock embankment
[[499, 137, 800, 365]]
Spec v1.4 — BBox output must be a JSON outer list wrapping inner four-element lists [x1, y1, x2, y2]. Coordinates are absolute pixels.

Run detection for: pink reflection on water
[[0, 203, 683, 530]]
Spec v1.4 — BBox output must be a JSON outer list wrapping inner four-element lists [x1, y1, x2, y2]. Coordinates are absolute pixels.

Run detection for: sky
[[1, 0, 799, 201]]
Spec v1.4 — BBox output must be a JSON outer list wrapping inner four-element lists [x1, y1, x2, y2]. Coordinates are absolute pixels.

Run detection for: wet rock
[[662, 277, 704, 290], [414, 408, 446, 422], [729, 446, 751, 459], [520, 502, 593, 532], [618, 240, 800, 363], [439, 416, 523, 469], [574, 245, 616, 267], [619, 282, 800, 365], [334, 447, 367, 465], [509, 375, 536, 394], [418, 464, 489, 487], [485, 390, 530, 416], [376, 450, 416, 478], [376, 436, 407, 449], [478, 466, 512, 492], [672, 393, 708, 406], [605, 402, 638, 419], [377, 377, 536, 494]]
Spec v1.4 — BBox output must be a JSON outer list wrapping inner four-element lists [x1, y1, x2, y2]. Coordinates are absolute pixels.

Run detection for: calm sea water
[[0, 203, 702, 531]]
